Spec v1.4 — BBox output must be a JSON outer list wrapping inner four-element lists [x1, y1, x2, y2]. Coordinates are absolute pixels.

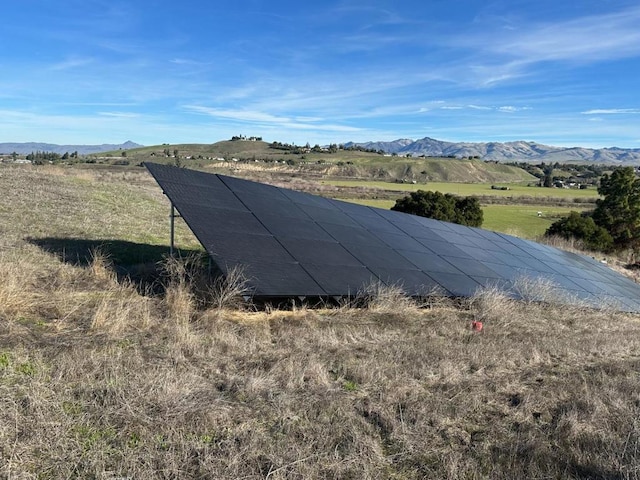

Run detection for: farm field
[[481, 205, 589, 238], [323, 179, 599, 199]]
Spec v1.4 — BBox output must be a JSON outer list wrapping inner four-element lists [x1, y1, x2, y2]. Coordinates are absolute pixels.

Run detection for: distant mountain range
[[345, 137, 640, 164], [0, 141, 142, 155]]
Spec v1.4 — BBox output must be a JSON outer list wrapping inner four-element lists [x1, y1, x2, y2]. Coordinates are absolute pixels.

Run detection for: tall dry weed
[[0, 251, 39, 321], [511, 274, 564, 305], [207, 265, 251, 310], [88, 247, 117, 285], [467, 284, 520, 328], [162, 255, 197, 344], [355, 280, 417, 314]]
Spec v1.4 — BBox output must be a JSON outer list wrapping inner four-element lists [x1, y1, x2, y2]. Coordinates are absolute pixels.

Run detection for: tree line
[[545, 166, 640, 255], [26, 151, 79, 164], [269, 141, 383, 155]]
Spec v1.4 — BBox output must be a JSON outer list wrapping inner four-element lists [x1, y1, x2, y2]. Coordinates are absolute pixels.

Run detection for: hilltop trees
[[391, 190, 483, 227]]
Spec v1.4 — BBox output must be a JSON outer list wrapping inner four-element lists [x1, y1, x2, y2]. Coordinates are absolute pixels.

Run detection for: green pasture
[[339, 198, 589, 239], [481, 205, 590, 238], [324, 179, 599, 199]]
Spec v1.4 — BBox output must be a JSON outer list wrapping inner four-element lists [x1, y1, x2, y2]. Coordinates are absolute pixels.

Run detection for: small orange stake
[[471, 320, 483, 332]]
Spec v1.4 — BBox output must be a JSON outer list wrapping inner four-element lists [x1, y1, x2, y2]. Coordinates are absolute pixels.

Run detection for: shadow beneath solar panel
[[27, 237, 203, 292], [27, 236, 347, 309]]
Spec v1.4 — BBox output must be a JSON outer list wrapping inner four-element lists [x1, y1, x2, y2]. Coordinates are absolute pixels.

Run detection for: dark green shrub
[[391, 190, 483, 227], [545, 211, 613, 252]]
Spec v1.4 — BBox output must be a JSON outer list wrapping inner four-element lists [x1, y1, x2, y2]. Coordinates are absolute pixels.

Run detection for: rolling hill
[[118, 140, 538, 183]]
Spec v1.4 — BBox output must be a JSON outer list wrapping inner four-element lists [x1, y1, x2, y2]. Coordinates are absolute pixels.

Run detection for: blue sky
[[2, 0, 640, 148]]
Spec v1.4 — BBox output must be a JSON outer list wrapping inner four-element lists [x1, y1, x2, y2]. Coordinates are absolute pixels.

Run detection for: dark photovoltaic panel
[[145, 163, 640, 312]]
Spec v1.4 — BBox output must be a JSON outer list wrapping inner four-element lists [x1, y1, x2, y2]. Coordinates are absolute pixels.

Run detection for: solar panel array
[[145, 162, 640, 312]]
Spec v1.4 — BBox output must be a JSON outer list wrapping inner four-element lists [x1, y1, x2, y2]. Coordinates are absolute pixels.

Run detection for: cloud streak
[[464, 5, 640, 64], [183, 105, 363, 133], [582, 109, 640, 115]]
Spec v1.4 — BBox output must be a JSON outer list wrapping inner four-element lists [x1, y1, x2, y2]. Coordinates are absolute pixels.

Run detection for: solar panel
[[144, 162, 640, 312]]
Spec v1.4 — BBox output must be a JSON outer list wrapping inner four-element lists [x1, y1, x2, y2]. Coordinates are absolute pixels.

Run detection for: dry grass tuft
[[161, 255, 197, 343], [88, 247, 117, 284], [511, 274, 565, 304], [90, 282, 152, 334], [467, 284, 520, 328], [354, 280, 418, 314], [0, 251, 39, 321], [3, 247, 640, 478], [207, 265, 251, 311], [418, 284, 457, 310]]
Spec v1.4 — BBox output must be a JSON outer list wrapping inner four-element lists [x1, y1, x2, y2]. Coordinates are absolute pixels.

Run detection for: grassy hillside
[[0, 165, 200, 275], [2, 165, 640, 478], [98, 140, 538, 184]]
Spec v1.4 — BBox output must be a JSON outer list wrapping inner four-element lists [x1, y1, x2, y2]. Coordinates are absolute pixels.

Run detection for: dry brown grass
[[354, 281, 419, 314], [2, 260, 640, 479], [0, 250, 38, 321], [2, 164, 640, 479]]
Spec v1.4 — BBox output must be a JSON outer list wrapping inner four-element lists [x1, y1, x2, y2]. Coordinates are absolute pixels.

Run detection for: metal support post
[[170, 203, 176, 257]]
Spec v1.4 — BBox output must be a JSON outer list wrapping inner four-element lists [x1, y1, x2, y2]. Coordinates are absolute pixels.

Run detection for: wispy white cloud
[[184, 106, 290, 124], [49, 56, 94, 71], [98, 111, 140, 118], [331, 2, 416, 27], [498, 106, 518, 113], [582, 108, 640, 115], [467, 5, 640, 64], [0, 109, 150, 143], [467, 104, 492, 111], [423, 103, 531, 114], [171, 58, 200, 65], [434, 4, 640, 91], [183, 105, 362, 133], [58, 102, 139, 107]]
